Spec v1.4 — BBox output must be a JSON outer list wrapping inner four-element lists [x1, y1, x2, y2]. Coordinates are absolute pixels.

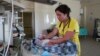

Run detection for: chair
[[79, 27, 88, 38]]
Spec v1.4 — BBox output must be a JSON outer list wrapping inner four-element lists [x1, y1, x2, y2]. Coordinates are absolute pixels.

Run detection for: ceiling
[[28, 0, 58, 5]]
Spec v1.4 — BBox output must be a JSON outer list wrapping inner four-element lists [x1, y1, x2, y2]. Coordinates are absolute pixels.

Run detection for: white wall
[[34, 0, 81, 37], [81, 0, 100, 36], [34, 3, 58, 37]]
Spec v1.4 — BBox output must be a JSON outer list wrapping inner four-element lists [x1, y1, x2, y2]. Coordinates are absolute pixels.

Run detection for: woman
[[41, 4, 80, 56]]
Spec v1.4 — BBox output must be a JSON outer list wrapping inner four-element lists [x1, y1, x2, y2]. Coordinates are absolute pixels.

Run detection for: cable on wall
[[5, 0, 14, 55]]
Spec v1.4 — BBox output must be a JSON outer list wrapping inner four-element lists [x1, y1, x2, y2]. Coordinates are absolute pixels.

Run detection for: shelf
[[15, 17, 22, 20], [0, 0, 25, 10]]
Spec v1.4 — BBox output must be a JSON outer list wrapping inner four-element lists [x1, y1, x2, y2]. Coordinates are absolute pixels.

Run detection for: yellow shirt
[[56, 18, 79, 43], [56, 18, 80, 56]]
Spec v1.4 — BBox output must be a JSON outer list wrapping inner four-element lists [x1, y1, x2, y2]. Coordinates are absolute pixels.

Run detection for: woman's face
[[56, 11, 68, 22]]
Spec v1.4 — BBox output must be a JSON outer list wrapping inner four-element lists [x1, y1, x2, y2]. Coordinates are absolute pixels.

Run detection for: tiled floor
[[21, 46, 36, 56], [80, 37, 100, 56]]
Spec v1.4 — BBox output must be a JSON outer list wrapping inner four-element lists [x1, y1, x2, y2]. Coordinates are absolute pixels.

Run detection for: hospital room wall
[[34, 0, 81, 37]]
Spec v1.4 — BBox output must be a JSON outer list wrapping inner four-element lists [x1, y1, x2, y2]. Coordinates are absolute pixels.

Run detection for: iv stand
[[2, 17, 5, 56]]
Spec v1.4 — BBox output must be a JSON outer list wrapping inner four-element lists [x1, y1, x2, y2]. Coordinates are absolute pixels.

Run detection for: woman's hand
[[48, 40, 55, 46], [47, 36, 63, 46]]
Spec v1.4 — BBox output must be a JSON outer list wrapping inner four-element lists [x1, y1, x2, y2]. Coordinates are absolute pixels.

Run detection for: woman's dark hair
[[55, 4, 71, 20]]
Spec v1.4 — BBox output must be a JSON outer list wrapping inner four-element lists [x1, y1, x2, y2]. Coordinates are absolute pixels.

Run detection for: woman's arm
[[40, 28, 58, 40], [48, 31, 74, 45], [45, 28, 58, 39]]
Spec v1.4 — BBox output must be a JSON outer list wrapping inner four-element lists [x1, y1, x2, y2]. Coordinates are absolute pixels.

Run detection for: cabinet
[[93, 19, 100, 41]]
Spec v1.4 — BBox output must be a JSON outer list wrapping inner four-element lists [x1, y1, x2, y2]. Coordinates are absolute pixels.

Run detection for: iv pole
[[5, 0, 14, 55], [3, 17, 5, 56]]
